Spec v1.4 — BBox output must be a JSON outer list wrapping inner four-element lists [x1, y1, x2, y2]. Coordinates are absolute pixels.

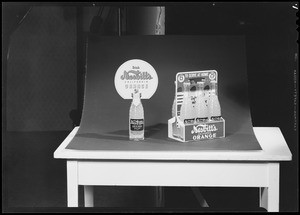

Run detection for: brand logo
[[130, 119, 144, 124], [191, 124, 218, 134], [177, 74, 185, 82], [209, 72, 216, 80], [121, 70, 153, 80]]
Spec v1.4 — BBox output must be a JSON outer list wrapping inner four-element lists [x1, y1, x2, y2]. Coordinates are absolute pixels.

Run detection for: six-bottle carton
[[168, 70, 225, 142]]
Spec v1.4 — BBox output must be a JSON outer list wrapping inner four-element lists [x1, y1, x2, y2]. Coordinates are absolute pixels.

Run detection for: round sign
[[177, 74, 185, 83], [114, 59, 158, 99], [209, 72, 216, 81]]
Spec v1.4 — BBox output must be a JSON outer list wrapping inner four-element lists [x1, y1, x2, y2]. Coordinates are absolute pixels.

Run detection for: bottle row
[[172, 81, 221, 124]]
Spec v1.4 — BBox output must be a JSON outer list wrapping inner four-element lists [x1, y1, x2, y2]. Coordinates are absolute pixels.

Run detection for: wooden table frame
[[54, 127, 292, 212]]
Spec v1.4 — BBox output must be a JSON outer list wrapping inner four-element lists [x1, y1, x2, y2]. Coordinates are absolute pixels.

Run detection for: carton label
[[185, 121, 224, 141]]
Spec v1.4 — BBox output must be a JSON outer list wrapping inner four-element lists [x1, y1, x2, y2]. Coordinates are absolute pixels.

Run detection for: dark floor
[[2, 130, 296, 212]]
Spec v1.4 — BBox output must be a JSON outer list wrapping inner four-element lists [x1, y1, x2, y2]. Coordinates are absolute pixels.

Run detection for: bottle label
[[184, 118, 195, 124], [211, 116, 221, 121], [130, 119, 144, 131], [196, 117, 208, 123]]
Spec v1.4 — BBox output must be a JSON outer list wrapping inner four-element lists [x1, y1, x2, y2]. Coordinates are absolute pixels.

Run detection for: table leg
[[191, 187, 209, 207], [84, 186, 94, 207], [259, 163, 279, 212], [155, 187, 164, 207], [67, 161, 78, 207]]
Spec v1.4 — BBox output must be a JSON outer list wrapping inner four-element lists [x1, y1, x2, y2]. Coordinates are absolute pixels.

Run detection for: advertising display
[[114, 59, 158, 141], [66, 35, 262, 151], [114, 59, 158, 100], [168, 70, 225, 142]]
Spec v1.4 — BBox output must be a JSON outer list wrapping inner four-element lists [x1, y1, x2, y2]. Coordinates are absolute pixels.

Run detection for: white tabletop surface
[[54, 127, 292, 161]]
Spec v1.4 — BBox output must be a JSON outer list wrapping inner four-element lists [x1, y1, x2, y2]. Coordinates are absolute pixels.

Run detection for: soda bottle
[[190, 80, 198, 123], [208, 81, 221, 120], [172, 81, 179, 137], [129, 89, 144, 141], [172, 82, 176, 118], [196, 81, 208, 122], [180, 82, 195, 124]]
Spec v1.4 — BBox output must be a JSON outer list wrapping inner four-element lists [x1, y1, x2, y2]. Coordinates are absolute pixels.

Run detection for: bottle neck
[[132, 93, 141, 106], [197, 82, 204, 96], [211, 82, 217, 95], [183, 83, 190, 96]]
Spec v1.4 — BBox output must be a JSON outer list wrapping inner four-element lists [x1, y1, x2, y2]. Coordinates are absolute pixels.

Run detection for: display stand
[[54, 126, 292, 212]]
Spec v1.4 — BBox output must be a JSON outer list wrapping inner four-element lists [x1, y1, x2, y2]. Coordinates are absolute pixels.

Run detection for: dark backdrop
[[3, 2, 298, 212]]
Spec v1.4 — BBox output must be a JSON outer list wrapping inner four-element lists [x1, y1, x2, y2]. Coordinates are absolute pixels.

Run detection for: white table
[[54, 127, 292, 212]]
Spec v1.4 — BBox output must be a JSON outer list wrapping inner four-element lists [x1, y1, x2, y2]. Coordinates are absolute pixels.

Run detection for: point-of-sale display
[[168, 70, 225, 142]]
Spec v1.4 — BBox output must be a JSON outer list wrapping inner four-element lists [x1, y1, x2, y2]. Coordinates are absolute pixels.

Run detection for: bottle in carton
[[129, 89, 144, 140], [208, 81, 221, 120], [196, 81, 208, 122], [172, 82, 179, 137], [172, 82, 176, 118], [180, 82, 195, 124], [172, 98, 176, 118]]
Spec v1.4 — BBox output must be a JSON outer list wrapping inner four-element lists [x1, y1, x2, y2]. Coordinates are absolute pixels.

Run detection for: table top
[[54, 127, 292, 161]]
